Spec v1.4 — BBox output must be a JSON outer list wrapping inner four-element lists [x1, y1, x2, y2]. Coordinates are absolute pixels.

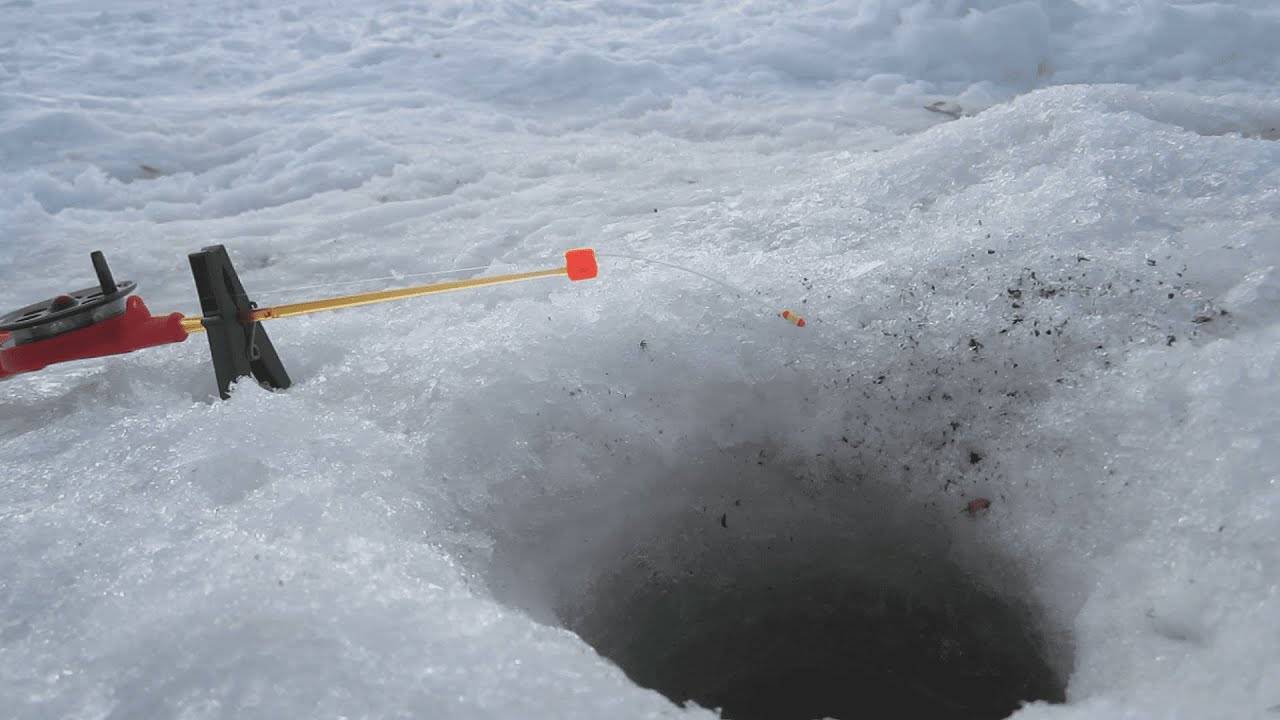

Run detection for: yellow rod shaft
[[181, 266, 566, 335]]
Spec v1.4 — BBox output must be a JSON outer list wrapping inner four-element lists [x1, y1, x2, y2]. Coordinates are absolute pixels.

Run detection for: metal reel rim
[[0, 280, 137, 332]]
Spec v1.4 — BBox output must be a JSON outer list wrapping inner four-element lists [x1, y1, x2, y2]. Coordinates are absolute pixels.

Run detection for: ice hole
[[491, 456, 1068, 720], [561, 535, 1065, 719]]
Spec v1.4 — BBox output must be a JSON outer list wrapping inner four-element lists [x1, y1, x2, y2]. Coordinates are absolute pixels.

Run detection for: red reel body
[[0, 296, 187, 380]]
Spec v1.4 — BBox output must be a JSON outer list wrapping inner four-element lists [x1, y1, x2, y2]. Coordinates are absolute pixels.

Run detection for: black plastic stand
[[188, 245, 291, 399]]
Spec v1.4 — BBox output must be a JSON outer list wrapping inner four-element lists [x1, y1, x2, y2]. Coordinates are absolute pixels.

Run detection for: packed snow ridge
[[2, 2, 1278, 720]]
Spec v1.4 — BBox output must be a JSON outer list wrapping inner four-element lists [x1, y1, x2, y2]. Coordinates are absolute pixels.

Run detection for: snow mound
[[2, 2, 1279, 720]]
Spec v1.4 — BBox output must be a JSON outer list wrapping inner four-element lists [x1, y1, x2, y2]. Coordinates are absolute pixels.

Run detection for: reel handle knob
[[91, 250, 118, 295]]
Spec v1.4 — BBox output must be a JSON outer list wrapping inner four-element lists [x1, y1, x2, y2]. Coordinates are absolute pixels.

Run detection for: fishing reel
[[1, 251, 137, 346], [0, 247, 288, 398], [1, 245, 597, 398]]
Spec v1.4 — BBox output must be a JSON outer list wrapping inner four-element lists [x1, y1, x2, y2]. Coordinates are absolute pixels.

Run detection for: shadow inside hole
[[487, 444, 1070, 720], [561, 540, 1064, 720]]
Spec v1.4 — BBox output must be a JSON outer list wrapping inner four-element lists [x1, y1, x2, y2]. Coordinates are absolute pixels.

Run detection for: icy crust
[[2, 2, 1280, 719], [1024, 325, 1280, 719]]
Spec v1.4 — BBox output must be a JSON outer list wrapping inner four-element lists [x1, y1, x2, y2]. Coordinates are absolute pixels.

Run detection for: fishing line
[[597, 251, 808, 326]]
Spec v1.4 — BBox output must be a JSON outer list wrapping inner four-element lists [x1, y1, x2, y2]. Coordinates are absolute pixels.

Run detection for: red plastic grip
[[565, 248, 598, 281], [0, 296, 188, 379]]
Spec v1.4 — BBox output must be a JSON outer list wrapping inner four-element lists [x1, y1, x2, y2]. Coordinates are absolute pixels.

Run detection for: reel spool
[[0, 252, 137, 346]]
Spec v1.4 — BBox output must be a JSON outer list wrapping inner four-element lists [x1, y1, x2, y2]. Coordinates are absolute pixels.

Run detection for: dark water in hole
[[560, 555, 1065, 720]]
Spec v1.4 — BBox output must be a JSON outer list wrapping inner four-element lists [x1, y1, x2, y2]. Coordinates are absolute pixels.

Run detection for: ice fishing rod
[[0, 245, 598, 398]]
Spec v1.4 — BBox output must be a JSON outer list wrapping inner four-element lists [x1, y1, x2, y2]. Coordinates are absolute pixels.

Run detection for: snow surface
[[2, 1, 1279, 719]]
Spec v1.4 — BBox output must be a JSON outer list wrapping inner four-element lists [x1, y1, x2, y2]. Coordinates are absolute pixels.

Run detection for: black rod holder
[[188, 245, 290, 399]]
